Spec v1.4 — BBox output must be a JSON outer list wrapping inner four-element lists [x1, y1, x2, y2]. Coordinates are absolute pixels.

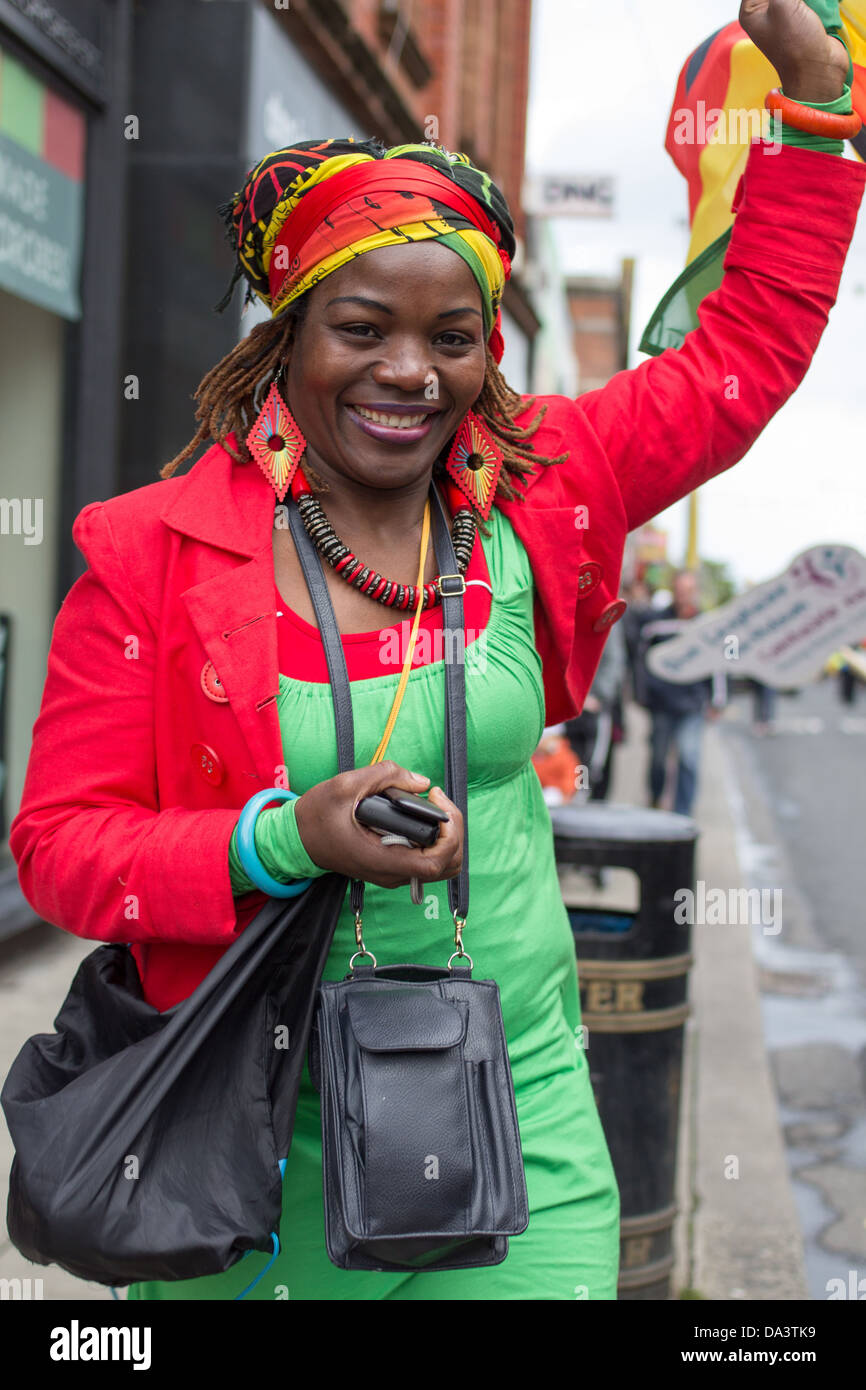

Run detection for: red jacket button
[[592, 599, 627, 633], [191, 742, 225, 785], [577, 562, 602, 599], [201, 660, 229, 703]]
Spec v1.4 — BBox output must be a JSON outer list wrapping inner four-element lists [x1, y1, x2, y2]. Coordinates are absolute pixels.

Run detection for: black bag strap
[[285, 500, 355, 778], [434, 485, 469, 925], [286, 481, 469, 928]]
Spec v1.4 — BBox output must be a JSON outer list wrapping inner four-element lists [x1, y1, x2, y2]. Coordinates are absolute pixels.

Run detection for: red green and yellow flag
[[640, 1, 866, 355]]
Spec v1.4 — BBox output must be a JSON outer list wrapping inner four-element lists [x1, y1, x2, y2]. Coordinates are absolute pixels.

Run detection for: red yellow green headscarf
[[215, 137, 515, 362]]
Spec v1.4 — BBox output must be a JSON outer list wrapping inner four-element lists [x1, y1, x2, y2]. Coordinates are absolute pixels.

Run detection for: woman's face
[[285, 240, 488, 494]]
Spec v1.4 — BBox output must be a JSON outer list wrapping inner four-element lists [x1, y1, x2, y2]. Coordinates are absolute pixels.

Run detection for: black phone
[[354, 786, 448, 849]]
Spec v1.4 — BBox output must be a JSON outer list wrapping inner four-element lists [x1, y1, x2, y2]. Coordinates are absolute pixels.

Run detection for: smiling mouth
[[350, 404, 440, 429]]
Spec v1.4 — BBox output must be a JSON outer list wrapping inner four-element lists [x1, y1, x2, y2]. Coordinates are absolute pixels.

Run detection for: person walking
[[563, 615, 626, 803], [8, 1, 864, 1300], [750, 678, 778, 734], [638, 572, 727, 817]]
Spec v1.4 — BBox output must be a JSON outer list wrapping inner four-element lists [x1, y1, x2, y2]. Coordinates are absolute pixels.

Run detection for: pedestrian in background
[[622, 577, 652, 704], [563, 615, 627, 803], [750, 677, 778, 735], [636, 572, 727, 817]]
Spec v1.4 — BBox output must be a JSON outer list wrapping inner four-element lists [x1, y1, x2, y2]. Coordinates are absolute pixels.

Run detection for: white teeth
[[353, 405, 429, 428]]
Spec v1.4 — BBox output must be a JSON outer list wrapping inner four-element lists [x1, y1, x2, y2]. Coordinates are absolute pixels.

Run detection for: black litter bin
[[550, 801, 699, 1301]]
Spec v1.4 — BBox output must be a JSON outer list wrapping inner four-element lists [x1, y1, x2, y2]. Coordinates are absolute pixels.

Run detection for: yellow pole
[[686, 490, 699, 571]]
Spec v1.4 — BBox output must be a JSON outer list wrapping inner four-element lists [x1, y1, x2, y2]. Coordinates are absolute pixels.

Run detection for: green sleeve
[[774, 82, 854, 156], [228, 799, 327, 897]]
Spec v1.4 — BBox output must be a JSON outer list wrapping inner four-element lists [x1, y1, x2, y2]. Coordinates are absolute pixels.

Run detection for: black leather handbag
[[1, 867, 348, 1290], [289, 482, 529, 1273]]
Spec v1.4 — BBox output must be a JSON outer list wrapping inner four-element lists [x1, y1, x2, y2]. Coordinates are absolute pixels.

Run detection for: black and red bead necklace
[[286, 466, 478, 611]]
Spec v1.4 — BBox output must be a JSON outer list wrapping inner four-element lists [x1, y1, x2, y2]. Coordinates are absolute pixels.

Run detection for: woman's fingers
[[293, 761, 463, 889], [738, 0, 849, 99], [356, 784, 463, 888], [345, 759, 431, 818]]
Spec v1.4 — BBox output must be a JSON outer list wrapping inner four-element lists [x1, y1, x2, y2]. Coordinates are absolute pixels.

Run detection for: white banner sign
[[522, 173, 615, 218], [646, 545, 866, 688]]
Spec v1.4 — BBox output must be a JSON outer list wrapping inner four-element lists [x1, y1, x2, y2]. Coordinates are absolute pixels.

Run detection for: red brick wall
[[566, 280, 630, 392], [332, 0, 532, 241], [417, 0, 462, 145], [348, 0, 432, 117]]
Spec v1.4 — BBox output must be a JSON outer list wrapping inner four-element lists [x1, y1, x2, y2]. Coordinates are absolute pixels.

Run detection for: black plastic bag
[[1, 872, 348, 1287]]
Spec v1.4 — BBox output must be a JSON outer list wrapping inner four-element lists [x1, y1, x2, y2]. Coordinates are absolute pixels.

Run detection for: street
[[717, 678, 866, 1300]]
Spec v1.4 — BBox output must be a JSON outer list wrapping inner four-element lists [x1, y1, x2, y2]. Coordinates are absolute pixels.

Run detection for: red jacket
[[10, 142, 865, 1010]]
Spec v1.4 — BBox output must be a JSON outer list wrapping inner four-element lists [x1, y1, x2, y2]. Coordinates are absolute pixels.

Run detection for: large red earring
[[246, 378, 306, 502], [444, 410, 504, 521]]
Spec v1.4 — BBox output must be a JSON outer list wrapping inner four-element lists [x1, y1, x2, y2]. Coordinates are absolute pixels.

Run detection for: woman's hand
[[293, 759, 463, 890], [739, 0, 850, 101]]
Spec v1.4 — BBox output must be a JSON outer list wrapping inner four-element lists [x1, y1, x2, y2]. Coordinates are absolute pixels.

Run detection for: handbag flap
[[345, 988, 466, 1052]]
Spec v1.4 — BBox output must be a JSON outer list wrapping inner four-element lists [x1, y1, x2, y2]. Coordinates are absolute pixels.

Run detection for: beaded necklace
[[288, 468, 478, 610]]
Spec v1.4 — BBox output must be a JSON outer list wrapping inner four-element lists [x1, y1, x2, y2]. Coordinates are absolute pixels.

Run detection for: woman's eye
[[337, 324, 473, 346]]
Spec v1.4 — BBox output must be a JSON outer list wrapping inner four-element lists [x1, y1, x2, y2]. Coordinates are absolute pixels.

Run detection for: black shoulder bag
[[288, 482, 529, 1273], [1, 871, 350, 1292]]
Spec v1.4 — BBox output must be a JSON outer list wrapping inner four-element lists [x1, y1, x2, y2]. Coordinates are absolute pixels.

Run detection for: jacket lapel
[[160, 439, 285, 788]]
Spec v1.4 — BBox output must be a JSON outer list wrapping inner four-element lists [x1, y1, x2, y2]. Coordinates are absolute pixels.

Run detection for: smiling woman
[[10, 5, 866, 1302], [144, 136, 625, 1303]]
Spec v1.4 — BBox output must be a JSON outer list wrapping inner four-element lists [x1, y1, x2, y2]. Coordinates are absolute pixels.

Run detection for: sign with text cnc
[[522, 173, 616, 218]]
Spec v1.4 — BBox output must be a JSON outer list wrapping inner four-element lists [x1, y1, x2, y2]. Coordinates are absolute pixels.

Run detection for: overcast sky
[[526, 0, 866, 589]]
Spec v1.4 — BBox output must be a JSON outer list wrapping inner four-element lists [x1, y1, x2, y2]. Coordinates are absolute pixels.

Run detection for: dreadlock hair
[[159, 299, 569, 537]]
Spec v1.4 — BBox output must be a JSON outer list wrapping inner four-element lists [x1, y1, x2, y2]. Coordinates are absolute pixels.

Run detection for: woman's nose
[[371, 338, 431, 392]]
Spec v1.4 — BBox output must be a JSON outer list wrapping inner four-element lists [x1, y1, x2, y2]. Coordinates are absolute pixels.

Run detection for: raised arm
[[577, 0, 865, 532]]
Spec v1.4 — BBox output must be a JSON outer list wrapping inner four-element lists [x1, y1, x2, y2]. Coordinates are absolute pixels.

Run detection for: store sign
[[0, 45, 86, 320], [646, 545, 866, 689], [522, 173, 615, 218]]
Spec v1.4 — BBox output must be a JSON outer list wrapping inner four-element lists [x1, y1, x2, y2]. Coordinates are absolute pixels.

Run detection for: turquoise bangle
[[235, 789, 313, 898]]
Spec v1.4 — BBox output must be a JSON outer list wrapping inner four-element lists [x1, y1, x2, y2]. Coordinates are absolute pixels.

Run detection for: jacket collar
[[159, 433, 273, 557]]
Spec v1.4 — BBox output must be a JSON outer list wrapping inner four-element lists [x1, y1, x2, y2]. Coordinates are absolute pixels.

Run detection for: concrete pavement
[[610, 702, 808, 1299]]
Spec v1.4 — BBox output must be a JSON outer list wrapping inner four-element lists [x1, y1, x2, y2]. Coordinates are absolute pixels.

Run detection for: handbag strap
[[285, 499, 356, 778], [286, 481, 469, 933], [434, 484, 470, 928]]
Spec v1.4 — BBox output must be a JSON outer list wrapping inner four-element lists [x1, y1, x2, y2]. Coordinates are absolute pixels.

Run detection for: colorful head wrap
[[215, 137, 515, 361]]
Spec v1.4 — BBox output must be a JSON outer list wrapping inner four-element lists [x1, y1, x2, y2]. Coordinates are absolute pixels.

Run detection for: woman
[[9, 1, 865, 1300]]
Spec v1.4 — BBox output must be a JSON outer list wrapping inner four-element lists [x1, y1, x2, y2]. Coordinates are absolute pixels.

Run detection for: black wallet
[[354, 787, 448, 848]]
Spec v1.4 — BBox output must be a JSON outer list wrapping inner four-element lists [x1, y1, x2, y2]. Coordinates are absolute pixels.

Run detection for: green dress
[[128, 505, 620, 1301]]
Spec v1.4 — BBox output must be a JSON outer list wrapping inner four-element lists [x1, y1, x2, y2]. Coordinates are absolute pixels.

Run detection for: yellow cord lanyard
[[355, 495, 432, 925], [368, 496, 431, 765]]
